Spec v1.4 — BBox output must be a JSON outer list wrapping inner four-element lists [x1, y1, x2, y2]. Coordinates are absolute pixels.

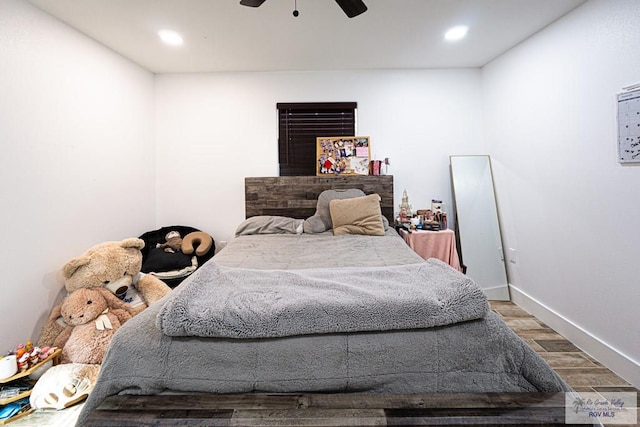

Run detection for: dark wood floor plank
[[231, 408, 387, 426], [85, 408, 234, 426], [95, 393, 307, 411], [86, 393, 579, 426], [307, 392, 567, 409]]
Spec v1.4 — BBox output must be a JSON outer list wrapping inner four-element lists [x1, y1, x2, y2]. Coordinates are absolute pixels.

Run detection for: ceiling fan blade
[[240, 0, 267, 7], [335, 0, 367, 18]]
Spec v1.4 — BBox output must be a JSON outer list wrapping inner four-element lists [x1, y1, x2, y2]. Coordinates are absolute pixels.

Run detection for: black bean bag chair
[[138, 225, 215, 288]]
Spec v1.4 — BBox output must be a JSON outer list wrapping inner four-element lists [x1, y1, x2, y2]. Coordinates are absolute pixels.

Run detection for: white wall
[[155, 69, 484, 244], [7, 0, 637, 391], [0, 0, 155, 351], [483, 0, 640, 387]]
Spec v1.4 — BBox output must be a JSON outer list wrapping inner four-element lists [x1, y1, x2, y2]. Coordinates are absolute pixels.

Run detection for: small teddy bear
[[52, 288, 136, 364], [156, 230, 182, 253]]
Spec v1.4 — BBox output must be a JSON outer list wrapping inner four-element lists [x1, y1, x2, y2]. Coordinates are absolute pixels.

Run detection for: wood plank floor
[[489, 301, 638, 396], [10, 302, 639, 426]]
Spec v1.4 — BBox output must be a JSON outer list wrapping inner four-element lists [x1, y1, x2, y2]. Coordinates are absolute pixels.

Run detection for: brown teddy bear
[[38, 238, 171, 348], [157, 230, 183, 253], [52, 288, 136, 364], [62, 238, 171, 311]]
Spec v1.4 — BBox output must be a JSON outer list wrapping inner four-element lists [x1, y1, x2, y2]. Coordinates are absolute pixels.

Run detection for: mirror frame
[[450, 155, 510, 300]]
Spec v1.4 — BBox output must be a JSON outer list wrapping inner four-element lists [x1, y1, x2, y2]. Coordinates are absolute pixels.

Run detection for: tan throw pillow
[[330, 194, 386, 236]]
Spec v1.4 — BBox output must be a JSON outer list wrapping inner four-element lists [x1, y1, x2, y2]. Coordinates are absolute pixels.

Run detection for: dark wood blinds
[[277, 102, 357, 176]]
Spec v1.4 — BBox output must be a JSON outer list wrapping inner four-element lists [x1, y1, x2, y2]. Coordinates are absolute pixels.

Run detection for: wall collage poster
[[316, 136, 371, 176]]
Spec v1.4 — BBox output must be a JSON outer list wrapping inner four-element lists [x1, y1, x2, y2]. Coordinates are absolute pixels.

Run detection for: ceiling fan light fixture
[[240, 0, 366, 18], [239, 0, 267, 7], [335, 0, 367, 18], [444, 25, 469, 41]]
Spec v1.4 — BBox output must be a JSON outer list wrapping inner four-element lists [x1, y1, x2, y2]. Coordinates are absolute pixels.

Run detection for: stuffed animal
[[51, 288, 136, 364], [157, 230, 182, 253], [38, 238, 171, 348], [62, 238, 171, 309], [139, 228, 215, 289], [181, 231, 213, 256], [156, 230, 213, 256]]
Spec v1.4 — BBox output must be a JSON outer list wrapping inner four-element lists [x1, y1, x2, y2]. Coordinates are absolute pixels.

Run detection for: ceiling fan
[[239, 0, 368, 18]]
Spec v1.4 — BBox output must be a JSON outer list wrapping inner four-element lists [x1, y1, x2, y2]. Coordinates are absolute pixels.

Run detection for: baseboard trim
[[483, 284, 510, 301], [509, 284, 639, 389]]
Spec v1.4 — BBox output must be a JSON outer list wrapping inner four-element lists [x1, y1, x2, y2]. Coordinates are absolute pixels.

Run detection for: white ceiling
[[27, 0, 587, 74]]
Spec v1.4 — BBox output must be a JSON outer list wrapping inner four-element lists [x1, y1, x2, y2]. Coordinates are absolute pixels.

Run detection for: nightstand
[[398, 228, 462, 271]]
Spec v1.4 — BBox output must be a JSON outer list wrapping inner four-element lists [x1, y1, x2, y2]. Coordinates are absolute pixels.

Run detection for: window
[[277, 102, 357, 176]]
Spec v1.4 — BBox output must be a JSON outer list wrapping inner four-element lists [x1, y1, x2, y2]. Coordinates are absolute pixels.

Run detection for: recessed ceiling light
[[444, 25, 468, 42], [158, 30, 183, 46]]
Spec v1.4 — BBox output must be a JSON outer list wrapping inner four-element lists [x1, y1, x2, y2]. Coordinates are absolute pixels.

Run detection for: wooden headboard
[[245, 176, 394, 223]]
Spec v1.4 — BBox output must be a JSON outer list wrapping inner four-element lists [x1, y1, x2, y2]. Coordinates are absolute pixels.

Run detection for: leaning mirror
[[450, 155, 509, 300]]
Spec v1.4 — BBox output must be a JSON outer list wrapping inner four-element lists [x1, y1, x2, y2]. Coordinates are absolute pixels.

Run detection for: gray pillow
[[235, 216, 304, 237], [303, 189, 365, 233]]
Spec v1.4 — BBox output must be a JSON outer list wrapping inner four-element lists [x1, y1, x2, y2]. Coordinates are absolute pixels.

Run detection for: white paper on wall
[[617, 88, 640, 164]]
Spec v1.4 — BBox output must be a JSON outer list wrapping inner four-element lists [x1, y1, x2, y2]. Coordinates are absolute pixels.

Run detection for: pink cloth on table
[[400, 229, 462, 272]]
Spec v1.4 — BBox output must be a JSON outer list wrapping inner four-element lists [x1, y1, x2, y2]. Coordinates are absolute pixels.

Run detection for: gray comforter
[[77, 231, 569, 425], [157, 260, 488, 338]]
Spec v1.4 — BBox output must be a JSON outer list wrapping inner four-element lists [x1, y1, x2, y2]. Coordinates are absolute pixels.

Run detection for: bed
[[77, 176, 571, 426]]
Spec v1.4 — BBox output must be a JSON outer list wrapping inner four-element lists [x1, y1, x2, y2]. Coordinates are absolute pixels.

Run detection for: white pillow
[[30, 363, 100, 410]]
